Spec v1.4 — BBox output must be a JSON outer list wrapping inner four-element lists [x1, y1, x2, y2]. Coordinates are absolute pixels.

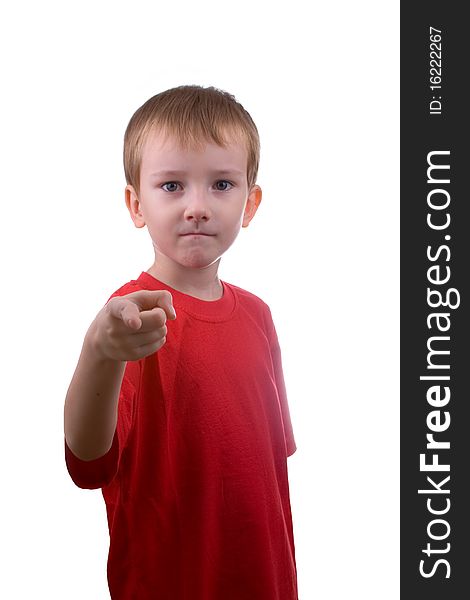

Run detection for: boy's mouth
[[180, 232, 214, 236]]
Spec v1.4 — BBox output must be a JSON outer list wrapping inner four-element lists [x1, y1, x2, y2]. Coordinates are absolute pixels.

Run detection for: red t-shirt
[[65, 271, 298, 599]]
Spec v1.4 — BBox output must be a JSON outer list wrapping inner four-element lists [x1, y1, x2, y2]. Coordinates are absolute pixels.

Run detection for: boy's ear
[[125, 185, 146, 229], [242, 185, 262, 228]]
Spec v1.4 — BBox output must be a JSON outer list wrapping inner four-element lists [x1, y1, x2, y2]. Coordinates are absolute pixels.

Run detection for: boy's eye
[[214, 180, 233, 191], [161, 180, 233, 192], [161, 181, 180, 192]]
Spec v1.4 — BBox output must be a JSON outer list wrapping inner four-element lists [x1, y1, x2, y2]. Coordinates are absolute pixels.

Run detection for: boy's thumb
[[156, 290, 177, 319]]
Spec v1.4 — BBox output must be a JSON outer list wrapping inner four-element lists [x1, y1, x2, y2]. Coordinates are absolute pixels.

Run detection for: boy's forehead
[[141, 128, 248, 170], [144, 126, 244, 152]]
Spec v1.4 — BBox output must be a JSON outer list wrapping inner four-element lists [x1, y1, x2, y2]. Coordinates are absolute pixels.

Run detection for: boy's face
[[125, 129, 262, 274]]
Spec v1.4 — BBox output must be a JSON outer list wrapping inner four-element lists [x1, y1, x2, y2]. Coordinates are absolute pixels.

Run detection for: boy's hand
[[87, 289, 177, 362]]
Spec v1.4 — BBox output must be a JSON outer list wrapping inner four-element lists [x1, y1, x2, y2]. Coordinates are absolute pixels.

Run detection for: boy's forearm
[[64, 325, 127, 461]]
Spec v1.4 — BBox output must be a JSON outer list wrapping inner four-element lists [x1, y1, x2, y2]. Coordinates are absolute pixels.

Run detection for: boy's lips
[[180, 232, 214, 236]]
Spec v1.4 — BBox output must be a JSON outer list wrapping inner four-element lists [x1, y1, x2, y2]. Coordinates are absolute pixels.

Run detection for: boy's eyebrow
[[150, 169, 245, 178]]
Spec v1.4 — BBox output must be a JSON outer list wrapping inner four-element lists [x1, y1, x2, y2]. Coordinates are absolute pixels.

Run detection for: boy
[[64, 85, 298, 600]]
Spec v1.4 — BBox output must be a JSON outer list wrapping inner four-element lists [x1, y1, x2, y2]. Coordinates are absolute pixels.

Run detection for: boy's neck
[[146, 258, 223, 301]]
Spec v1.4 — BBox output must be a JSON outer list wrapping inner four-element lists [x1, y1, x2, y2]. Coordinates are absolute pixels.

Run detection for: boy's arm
[[64, 321, 126, 463], [64, 286, 174, 488]]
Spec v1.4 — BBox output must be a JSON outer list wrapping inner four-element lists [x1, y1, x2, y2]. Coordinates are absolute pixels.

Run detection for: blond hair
[[123, 85, 260, 198]]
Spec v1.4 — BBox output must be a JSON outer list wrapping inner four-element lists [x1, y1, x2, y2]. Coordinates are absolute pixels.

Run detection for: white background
[[0, 1, 399, 598]]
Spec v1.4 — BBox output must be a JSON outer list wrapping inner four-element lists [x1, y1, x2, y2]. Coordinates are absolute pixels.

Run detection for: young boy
[[64, 85, 298, 600]]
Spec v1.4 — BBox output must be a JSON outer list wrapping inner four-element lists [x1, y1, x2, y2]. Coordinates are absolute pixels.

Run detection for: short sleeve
[[264, 306, 297, 457]]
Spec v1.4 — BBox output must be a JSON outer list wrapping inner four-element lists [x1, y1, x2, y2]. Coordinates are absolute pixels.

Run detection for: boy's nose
[[184, 195, 211, 221]]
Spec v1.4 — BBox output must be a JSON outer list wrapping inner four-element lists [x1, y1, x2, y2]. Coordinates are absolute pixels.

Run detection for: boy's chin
[[180, 256, 223, 270], [165, 249, 219, 269]]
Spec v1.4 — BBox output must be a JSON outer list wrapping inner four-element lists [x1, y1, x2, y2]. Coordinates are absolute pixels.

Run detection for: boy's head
[[122, 86, 263, 276], [123, 85, 260, 199]]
